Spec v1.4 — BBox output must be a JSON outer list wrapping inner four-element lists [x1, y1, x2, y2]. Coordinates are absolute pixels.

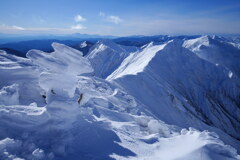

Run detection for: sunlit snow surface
[[0, 37, 240, 160]]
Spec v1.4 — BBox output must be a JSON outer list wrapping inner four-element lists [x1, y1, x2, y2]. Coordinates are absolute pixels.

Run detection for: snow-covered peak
[[92, 39, 138, 54], [183, 35, 211, 52], [87, 39, 139, 78], [183, 35, 240, 77], [87, 42, 108, 59], [107, 40, 182, 80], [79, 41, 87, 48], [87, 39, 137, 58]]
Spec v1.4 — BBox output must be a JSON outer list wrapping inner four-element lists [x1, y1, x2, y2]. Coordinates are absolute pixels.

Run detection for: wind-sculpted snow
[[27, 42, 93, 98], [0, 51, 44, 106], [27, 42, 93, 75], [112, 128, 239, 160], [0, 84, 19, 105], [0, 40, 240, 160]]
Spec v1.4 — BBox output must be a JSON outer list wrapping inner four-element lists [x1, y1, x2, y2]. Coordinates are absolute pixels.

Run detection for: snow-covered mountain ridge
[[108, 39, 240, 140], [0, 35, 239, 160]]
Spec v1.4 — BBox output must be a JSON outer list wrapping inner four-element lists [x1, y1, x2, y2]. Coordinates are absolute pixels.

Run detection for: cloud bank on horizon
[[0, 0, 240, 36]]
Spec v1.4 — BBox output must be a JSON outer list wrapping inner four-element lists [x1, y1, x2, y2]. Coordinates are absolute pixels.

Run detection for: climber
[[78, 93, 83, 104], [51, 89, 56, 94]]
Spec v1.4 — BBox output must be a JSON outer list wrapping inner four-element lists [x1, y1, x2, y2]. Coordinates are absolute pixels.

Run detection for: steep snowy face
[[107, 42, 166, 79], [183, 35, 240, 78], [87, 39, 139, 78], [108, 40, 240, 144]]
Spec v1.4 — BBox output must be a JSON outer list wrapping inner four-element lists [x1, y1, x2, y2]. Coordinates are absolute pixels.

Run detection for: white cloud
[[99, 12, 123, 24], [0, 24, 25, 30], [107, 16, 122, 24], [71, 24, 86, 30], [0, 23, 89, 34], [12, 25, 25, 30], [74, 15, 86, 22]]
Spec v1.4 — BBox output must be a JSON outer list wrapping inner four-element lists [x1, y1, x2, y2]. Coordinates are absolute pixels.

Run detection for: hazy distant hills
[[0, 33, 116, 44], [0, 34, 202, 57], [114, 35, 201, 46]]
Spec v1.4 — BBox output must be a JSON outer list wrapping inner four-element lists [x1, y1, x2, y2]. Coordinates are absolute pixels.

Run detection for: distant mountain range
[[1, 33, 240, 58], [0, 34, 202, 57], [0, 33, 116, 44]]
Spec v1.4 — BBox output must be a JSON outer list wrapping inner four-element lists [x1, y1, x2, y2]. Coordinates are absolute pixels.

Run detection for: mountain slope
[[87, 39, 139, 78], [107, 40, 240, 149], [0, 40, 239, 160], [183, 35, 240, 78]]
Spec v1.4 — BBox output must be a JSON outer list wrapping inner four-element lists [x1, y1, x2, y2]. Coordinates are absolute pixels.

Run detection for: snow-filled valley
[[0, 35, 240, 160]]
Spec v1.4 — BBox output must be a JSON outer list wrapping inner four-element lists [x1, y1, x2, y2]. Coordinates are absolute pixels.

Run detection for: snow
[[107, 42, 166, 80], [229, 71, 233, 78], [87, 39, 139, 78], [0, 53, 45, 106], [108, 39, 240, 150], [0, 84, 19, 106], [80, 41, 87, 48], [183, 35, 240, 78], [0, 37, 240, 160], [111, 128, 240, 160], [27, 42, 93, 98], [27, 42, 92, 75], [183, 35, 210, 52]]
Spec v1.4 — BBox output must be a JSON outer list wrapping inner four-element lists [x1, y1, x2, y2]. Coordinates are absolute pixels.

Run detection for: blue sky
[[0, 0, 240, 36]]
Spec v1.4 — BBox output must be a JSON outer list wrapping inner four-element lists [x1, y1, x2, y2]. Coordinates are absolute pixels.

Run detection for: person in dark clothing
[[78, 93, 83, 104], [51, 89, 56, 94]]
